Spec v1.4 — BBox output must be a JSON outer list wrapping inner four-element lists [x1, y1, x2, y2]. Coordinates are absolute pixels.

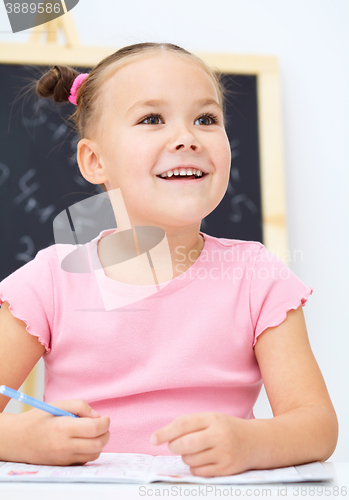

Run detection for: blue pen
[[0, 385, 79, 418]]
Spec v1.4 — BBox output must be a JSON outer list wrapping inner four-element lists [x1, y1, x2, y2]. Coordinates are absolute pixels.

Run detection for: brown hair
[[35, 42, 229, 193]]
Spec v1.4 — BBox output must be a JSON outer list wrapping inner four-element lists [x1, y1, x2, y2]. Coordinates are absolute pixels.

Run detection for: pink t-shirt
[[0, 229, 313, 455]]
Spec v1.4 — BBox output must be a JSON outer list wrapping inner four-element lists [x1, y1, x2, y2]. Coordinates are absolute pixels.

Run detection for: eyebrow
[[126, 98, 222, 117]]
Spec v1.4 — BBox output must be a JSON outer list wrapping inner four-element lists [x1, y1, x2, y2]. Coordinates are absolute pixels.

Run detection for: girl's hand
[[10, 399, 110, 466], [150, 412, 252, 477]]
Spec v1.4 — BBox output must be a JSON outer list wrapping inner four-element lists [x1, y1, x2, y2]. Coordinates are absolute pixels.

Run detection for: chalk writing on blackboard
[[15, 235, 35, 263], [0, 162, 10, 187], [13, 169, 39, 205]]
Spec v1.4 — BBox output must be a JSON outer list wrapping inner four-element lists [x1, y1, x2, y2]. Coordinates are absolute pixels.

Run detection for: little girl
[[0, 42, 338, 477]]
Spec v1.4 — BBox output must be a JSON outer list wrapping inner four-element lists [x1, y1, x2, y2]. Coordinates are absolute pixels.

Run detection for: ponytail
[[36, 65, 80, 103]]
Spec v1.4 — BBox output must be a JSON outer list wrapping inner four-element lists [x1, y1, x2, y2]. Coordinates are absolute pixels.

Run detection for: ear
[[77, 138, 108, 186]]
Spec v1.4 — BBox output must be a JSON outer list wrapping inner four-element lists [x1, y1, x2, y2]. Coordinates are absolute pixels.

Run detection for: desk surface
[[0, 462, 347, 500]]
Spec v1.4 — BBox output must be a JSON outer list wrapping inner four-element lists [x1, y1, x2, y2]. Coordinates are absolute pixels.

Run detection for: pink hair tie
[[68, 73, 89, 105]]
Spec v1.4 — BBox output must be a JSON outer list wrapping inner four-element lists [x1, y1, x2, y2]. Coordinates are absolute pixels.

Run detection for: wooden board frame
[[0, 12, 288, 405]]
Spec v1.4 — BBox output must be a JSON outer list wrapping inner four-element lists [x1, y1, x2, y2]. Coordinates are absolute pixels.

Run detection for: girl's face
[[92, 52, 231, 232]]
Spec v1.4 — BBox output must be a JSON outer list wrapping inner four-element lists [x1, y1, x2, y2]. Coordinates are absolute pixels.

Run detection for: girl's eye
[[195, 113, 219, 125], [139, 113, 219, 125], [140, 114, 163, 125]]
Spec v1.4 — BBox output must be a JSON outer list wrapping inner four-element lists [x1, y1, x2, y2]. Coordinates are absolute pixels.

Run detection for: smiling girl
[[0, 42, 338, 477]]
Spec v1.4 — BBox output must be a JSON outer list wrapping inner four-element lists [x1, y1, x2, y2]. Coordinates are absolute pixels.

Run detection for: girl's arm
[[0, 301, 110, 465], [151, 305, 338, 477], [248, 305, 338, 469], [0, 301, 46, 413]]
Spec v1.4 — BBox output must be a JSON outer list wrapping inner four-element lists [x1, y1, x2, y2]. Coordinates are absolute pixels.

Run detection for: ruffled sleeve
[[0, 249, 53, 353], [249, 245, 313, 347]]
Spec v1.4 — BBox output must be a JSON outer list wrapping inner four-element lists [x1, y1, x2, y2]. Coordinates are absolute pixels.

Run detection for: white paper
[[0, 453, 333, 484]]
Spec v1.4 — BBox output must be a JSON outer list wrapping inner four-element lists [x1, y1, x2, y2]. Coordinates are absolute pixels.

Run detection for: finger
[[189, 462, 223, 478], [70, 431, 110, 455], [63, 415, 110, 438], [66, 452, 102, 466], [181, 446, 217, 468], [168, 428, 213, 455], [151, 413, 210, 446], [68, 454, 100, 466], [186, 451, 245, 478], [48, 400, 101, 418]]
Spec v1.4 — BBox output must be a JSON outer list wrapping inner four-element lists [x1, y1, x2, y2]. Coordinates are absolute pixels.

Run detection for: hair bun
[[36, 65, 79, 103]]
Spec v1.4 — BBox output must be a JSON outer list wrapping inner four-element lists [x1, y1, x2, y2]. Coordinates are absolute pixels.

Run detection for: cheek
[[127, 129, 158, 151], [221, 134, 232, 161], [208, 129, 230, 153], [122, 137, 160, 174], [213, 137, 232, 188], [213, 136, 232, 172]]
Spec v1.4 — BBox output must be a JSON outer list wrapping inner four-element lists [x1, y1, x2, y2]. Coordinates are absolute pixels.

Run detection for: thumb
[[48, 399, 101, 418]]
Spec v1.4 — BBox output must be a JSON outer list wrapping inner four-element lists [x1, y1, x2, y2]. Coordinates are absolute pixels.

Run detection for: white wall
[[1, 0, 348, 462]]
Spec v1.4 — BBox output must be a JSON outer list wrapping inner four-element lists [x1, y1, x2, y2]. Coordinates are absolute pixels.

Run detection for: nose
[[168, 122, 200, 152], [176, 143, 197, 151], [167, 121, 201, 151]]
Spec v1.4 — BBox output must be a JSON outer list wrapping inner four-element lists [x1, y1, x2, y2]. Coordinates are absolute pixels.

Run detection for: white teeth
[[159, 169, 204, 178]]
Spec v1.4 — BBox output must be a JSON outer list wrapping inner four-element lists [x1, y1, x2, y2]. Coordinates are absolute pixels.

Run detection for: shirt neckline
[[87, 228, 211, 298]]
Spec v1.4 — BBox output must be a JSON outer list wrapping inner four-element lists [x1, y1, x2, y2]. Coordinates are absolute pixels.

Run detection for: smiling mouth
[[156, 173, 208, 181]]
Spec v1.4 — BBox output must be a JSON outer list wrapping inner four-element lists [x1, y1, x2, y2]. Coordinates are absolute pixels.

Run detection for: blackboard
[[0, 63, 262, 282]]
